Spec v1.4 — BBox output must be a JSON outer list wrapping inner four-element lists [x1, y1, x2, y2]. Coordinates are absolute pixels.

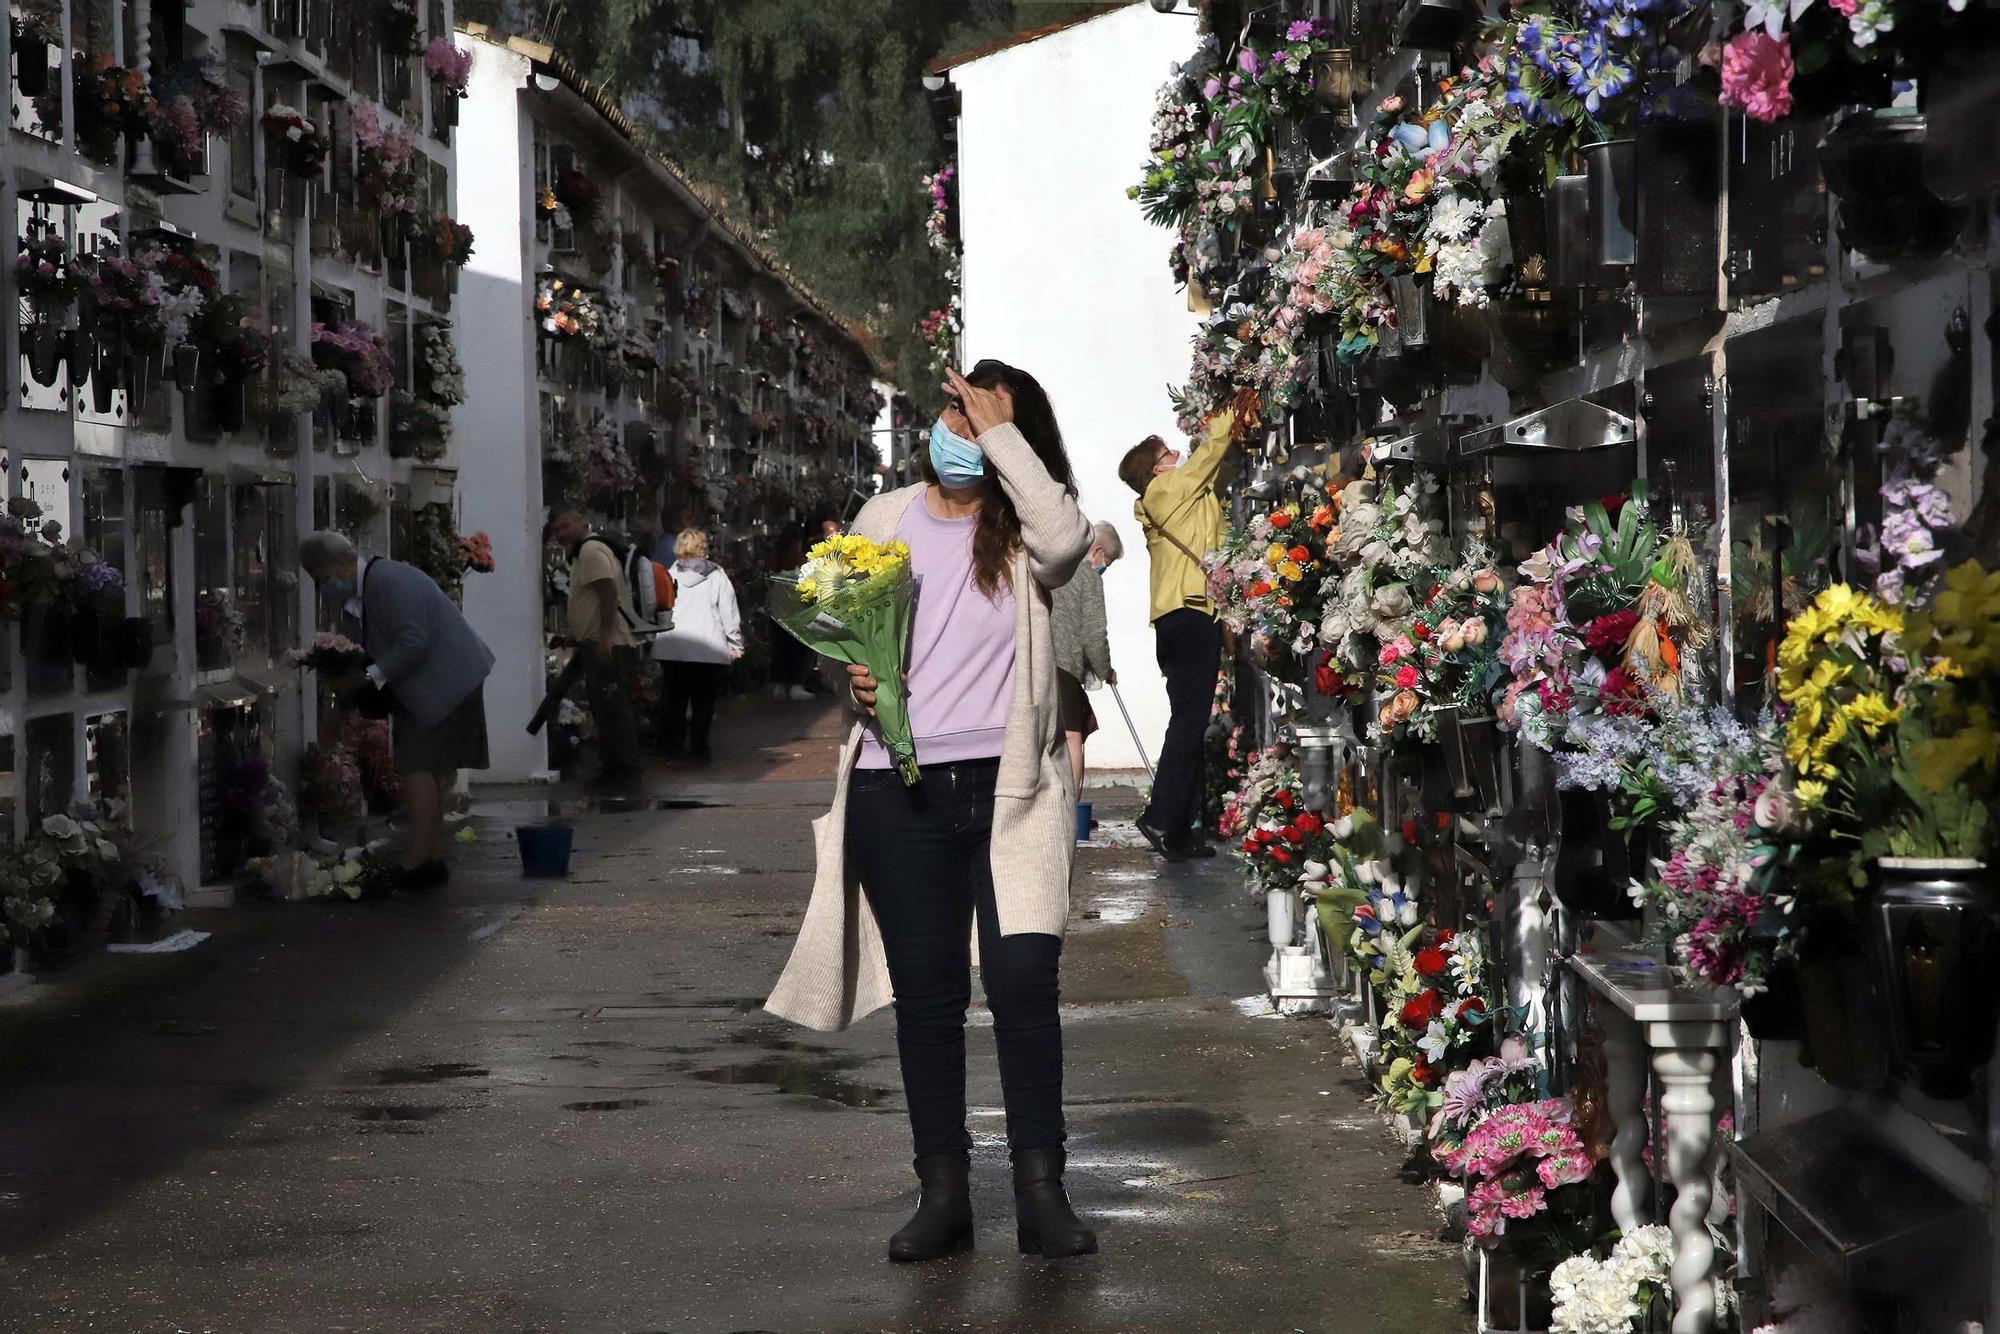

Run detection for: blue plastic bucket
[[516, 823, 574, 878], [1075, 801, 1092, 843]]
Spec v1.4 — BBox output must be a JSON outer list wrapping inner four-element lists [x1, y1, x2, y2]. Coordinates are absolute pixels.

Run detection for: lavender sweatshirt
[[856, 492, 1016, 769]]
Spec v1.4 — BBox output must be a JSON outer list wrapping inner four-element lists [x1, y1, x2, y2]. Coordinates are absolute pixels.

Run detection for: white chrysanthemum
[[1426, 191, 1484, 243]]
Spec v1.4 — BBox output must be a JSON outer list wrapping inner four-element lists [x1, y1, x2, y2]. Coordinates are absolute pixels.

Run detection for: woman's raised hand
[[944, 366, 1012, 437]]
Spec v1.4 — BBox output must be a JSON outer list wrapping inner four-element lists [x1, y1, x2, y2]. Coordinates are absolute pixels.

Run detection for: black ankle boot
[[1011, 1147, 1097, 1258], [887, 1152, 973, 1263]]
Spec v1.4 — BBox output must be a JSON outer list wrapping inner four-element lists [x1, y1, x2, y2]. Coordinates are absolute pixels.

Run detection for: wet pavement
[[0, 698, 1462, 1333]]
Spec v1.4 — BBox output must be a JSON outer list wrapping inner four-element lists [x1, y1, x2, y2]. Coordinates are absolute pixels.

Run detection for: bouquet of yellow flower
[[1778, 562, 1999, 877], [768, 533, 921, 784]]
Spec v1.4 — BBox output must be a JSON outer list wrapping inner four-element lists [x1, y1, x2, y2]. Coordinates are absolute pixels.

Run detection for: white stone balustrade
[[1567, 929, 1736, 1334]]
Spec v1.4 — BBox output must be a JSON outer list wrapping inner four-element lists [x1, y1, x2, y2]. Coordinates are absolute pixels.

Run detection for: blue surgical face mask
[[322, 577, 355, 603], [929, 418, 986, 489]]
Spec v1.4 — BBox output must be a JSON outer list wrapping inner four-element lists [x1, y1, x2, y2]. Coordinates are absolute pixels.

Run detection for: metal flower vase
[[1476, 1249, 1553, 1333], [1868, 858, 1997, 1099], [1389, 272, 1429, 350], [1581, 138, 1635, 273], [1433, 705, 1504, 811]]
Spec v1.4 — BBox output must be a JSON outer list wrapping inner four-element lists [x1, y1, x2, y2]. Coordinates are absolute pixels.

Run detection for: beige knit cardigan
[[764, 422, 1093, 1032]]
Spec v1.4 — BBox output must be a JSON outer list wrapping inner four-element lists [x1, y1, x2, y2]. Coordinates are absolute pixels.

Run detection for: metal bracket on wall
[[1455, 397, 1636, 455]]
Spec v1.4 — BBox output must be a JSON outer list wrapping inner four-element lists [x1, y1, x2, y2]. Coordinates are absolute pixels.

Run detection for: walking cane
[[1106, 681, 1155, 783]]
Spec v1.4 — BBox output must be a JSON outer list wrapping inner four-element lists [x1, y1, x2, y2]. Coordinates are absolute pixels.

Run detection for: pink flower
[[1462, 617, 1489, 647], [1395, 664, 1420, 689], [1538, 1151, 1592, 1189], [1718, 31, 1794, 124], [1829, 0, 1858, 11]]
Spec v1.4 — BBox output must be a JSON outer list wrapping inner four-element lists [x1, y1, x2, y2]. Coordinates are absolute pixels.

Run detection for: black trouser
[[846, 759, 1066, 1158], [658, 659, 726, 755], [1143, 608, 1221, 834], [768, 616, 815, 690], [585, 645, 643, 777]]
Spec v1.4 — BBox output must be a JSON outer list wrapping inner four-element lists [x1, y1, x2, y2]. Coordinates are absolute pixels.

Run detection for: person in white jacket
[[649, 529, 743, 764]]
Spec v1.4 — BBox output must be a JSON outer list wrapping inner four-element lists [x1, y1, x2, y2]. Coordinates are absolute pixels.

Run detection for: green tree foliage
[[459, 0, 1109, 398]]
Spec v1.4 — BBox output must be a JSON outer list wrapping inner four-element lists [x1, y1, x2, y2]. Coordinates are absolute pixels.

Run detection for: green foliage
[[460, 0, 1107, 397]]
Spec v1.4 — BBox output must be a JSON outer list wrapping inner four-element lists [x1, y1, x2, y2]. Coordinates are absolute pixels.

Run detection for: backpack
[[585, 535, 675, 637]]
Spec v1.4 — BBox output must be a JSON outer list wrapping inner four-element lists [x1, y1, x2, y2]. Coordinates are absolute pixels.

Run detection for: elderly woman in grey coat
[[1051, 520, 1121, 793], [765, 361, 1095, 1264], [299, 530, 494, 890]]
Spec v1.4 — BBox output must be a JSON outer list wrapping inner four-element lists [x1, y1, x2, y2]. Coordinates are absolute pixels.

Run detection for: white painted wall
[[953, 2, 1201, 772], [455, 41, 547, 782]]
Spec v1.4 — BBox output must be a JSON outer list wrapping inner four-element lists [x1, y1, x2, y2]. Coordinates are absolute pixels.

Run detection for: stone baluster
[[1655, 1042, 1721, 1334]]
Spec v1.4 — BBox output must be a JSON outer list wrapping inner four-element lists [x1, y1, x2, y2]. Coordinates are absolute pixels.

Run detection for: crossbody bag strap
[[1139, 497, 1207, 569]]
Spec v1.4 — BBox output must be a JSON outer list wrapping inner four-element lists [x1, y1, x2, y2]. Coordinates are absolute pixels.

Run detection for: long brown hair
[[920, 359, 1077, 599]]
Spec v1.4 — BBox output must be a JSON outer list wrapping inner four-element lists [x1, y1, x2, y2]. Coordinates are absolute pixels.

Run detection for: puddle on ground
[[689, 1055, 895, 1110], [1083, 891, 1154, 925], [351, 1104, 457, 1131], [563, 1098, 652, 1112], [374, 1062, 489, 1085]]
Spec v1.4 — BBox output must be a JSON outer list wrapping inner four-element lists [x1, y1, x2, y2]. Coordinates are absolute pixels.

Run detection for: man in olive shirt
[[548, 509, 642, 788], [1117, 405, 1237, 861]]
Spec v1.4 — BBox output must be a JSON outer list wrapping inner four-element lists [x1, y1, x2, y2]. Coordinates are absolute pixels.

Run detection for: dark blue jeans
[[846, 758, 1066, 1159]]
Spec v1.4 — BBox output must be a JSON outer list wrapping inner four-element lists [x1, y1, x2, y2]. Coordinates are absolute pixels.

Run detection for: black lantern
[[1870, 858, 1997, 1099]]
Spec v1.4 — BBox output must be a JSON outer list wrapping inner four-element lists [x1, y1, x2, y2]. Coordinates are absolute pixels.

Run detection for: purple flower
[[1286, 19, 1314, 40], [1237, 48, 1260, 75], [1912, 483, 1954, 528], [1202, 77, 1222, 100]]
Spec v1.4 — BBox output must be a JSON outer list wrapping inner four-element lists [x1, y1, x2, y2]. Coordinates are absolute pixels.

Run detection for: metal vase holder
[[1434, 704, 1505, 811]]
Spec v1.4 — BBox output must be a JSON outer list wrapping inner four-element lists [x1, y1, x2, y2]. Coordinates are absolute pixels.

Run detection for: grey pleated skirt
[[394, 685, 490, 774]]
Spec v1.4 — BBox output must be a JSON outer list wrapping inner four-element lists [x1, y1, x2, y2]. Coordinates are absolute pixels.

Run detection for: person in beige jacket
[[764, 362, 1094, 1264]]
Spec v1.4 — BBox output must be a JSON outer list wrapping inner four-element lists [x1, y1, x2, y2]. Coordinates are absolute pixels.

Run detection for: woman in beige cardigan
[[765, 362, 1094, 1263]]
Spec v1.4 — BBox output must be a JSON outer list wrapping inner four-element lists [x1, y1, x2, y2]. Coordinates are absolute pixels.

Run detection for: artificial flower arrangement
[[261, 103, 330, 178], [1711, 0, 2000, 124], [353, 101, 422, 227], [417, 321, 465, 406], [311, 319, 395, 398], [14, 0, 61, 44], [535, 273, 608, 342], [922, 165, 955, 254], [82, 250, 190, 355], [271, 347, 349, 417], [1217, 746, 1298, 846], [300, 737, 366, 827], [1207, 473, 1349, 686], [1494, 0, 1694, 154], [0, 812, 132, 952], [1548, 1224, 1674, 1334], [1776, 564, 1999, 886], [1433, 1086, 1598, 1252], [408, 506, 476, 600], [460, 531, 494, 574], [68, 55, 155, 164], [1497, 487, 1703, 755], [1854, 407, 1953, 605], [1373, 551, 1508, 744], [1335, 65, 1519, 361], [195, 588, 248, 660], [191, 291, 270, 383], [433, 213, 475, 267], [584, 417, 641, 496], [285, 632, 370, 675], [768, 535, 919, 783], [1127, 33, 1221, 274], [1321, 472, 1451, 693], [424, 36, 474, 95], [379, 0, 421, 54], [553, 168, 601, 228], [14, 229, 80, 311], [61, 545, 124, 618], [390, 390, 449, 461], [1376, 925, 1496, 1119], [0, 499, 65, 620]]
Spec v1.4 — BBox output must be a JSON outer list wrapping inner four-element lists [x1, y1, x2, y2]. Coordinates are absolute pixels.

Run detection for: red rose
[[1584, 609, 1640, 660], [1269, 847, 1292, 865], [1401, 819, 1420, 844], [1435, 928, 1456, 946], [1249, 581, 1274, 598], [1414, 946, 1448, 977], [1281, 824, 1303, 845], [1412, 1057, 1437, 1087], [1395, 665, 1419, 689], [1600, 666, 1647, 716], [1294, 811, 1324, 836], [1457, 996, 1487, 1021], [1275, 790, 1296, 812], [1600, 493, 1628, 520], [1400, 989, 1443, 1029], [1288, 545, 1311, 564], [1411, 621, 1431, 641], [1269, 510, 1292, 529]]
